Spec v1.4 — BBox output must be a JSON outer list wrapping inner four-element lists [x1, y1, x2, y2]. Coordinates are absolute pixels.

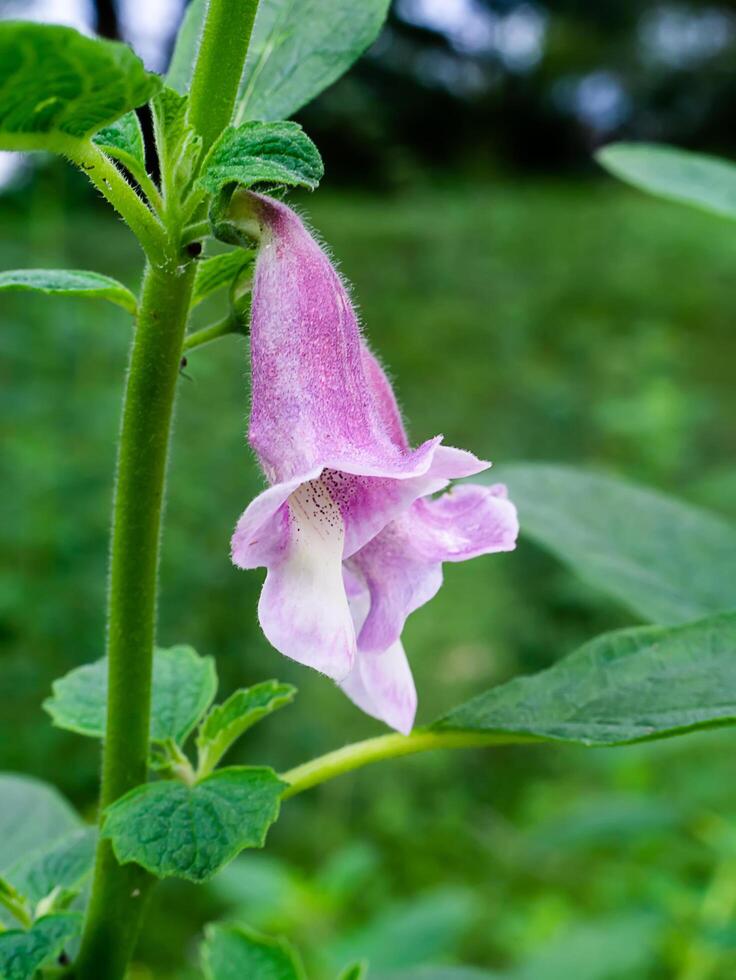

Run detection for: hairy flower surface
[[231, 192, 518, 732]]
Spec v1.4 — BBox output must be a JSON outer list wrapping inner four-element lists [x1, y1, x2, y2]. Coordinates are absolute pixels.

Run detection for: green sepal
[[0, 22, 160, 155], [434, 612, 736, 746], [196, 681, 296, 777], [0, 912, 82, 980], [0, 269, 137, 315], [44, 645, 217, 747], [200, 921, 307, 980], [101, 767, 285, 883]]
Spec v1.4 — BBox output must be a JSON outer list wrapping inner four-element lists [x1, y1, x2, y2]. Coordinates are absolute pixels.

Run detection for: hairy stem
[[281, 730, 532, 799], [71, 4, 263, 975], [74, 142, 168, 260], [188, 0, 260, 154], [71, 262, 196, 980]]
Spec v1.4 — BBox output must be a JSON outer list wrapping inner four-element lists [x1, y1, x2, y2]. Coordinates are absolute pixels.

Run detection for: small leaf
[[0, 775, 81, 877], [495, 464, 736, 625], [597, 142, 736, 221], [0, 912, 81, 980], [102, 768, 285, 883], [152, 86, 202, 192], [238, 0, 391, 121], [5, 828, 95, 906], [44, 645, 217, 745], [197, 681, 296, 775], [338, 964, 369, 980], [200, 922, 306, 980], [0, 23, 160, 153], [93, 111, 145, 170], [434, 612, 736, 746], [200, 121, 323, 198], [192, 251, 255, 308], [0, 269, 137, 314]]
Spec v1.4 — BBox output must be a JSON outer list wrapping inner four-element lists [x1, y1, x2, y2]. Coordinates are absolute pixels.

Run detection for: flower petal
[[349, 483, 519, 653], [257, 479, 356, 681], [339, 641, 417, 735]]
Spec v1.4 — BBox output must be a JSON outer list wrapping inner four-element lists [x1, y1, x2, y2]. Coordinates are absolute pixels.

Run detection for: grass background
[[2, 167, 736, 977]]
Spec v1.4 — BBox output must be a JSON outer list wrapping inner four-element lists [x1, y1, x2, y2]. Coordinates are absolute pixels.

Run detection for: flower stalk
[[71, 2, 260, 976]]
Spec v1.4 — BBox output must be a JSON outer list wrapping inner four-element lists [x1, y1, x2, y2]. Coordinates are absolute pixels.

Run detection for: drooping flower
[[338, 350, 518, 733], [230, 191, 518, 731]]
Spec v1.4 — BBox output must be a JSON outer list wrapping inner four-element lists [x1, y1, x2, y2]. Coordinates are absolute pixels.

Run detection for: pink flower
[[231, 192, 518, 733]]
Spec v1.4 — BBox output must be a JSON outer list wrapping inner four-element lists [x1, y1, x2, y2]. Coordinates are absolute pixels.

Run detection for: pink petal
[[349, 483, 519, 653]]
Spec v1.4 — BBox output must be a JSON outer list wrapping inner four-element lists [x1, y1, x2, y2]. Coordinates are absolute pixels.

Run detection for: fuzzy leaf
[[92, 110, 145, 170], [0, 913, 81, 980], [0, 269, 137, 314], [200, 121, 323, 197], [153, 86, 202, 192], [200, 922, 306, 980], [192, 251, 255, 308], [44, 645, 217, 745], [0, 775, 81, 876], [597, 142, 736, 221], [197, 681, 296, 771], [0, 22, 159, 153], [5, 828, 95, 905], [102, 768, 285, 883], [237, 0, 391, 121], [434, 613, 736, 746], [495, 464, 736, 625]]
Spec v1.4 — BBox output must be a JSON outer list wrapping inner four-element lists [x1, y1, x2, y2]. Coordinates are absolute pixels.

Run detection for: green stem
[[74, 143, 168, 261], [184, 313, 246, 352], [280, 730, 531, 799], [71, 261, 196, 980], [188, 0, 260, 154]]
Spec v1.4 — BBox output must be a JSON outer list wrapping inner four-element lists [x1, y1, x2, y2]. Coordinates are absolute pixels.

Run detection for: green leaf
[[152, 86, 202, 193], [167, 0, 207, 94], [200, 121, 323, 197], [0, 269, 137, 315], [102, 767, 285, 883], [192, 251, 255, 308], [197, 681, 296, 775], [5, 828, 95, 905], [168, 0, 390, 120], [338, 964, 369, 980], [92, 110, 145, 171], [434, 612, 736, 746], [44, 645, 217, 745], [0, 913, 81, 980], [597, 142, 736, 221], [0, 22, 160, 154], [200, 922, 306, 980], [495, 464, 736, 625], [237, 0, 391, 121], [0, 775, 81, 876]]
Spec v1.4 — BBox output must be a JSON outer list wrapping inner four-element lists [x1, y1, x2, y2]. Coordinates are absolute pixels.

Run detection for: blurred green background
[[3, 1, 736, 978]]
